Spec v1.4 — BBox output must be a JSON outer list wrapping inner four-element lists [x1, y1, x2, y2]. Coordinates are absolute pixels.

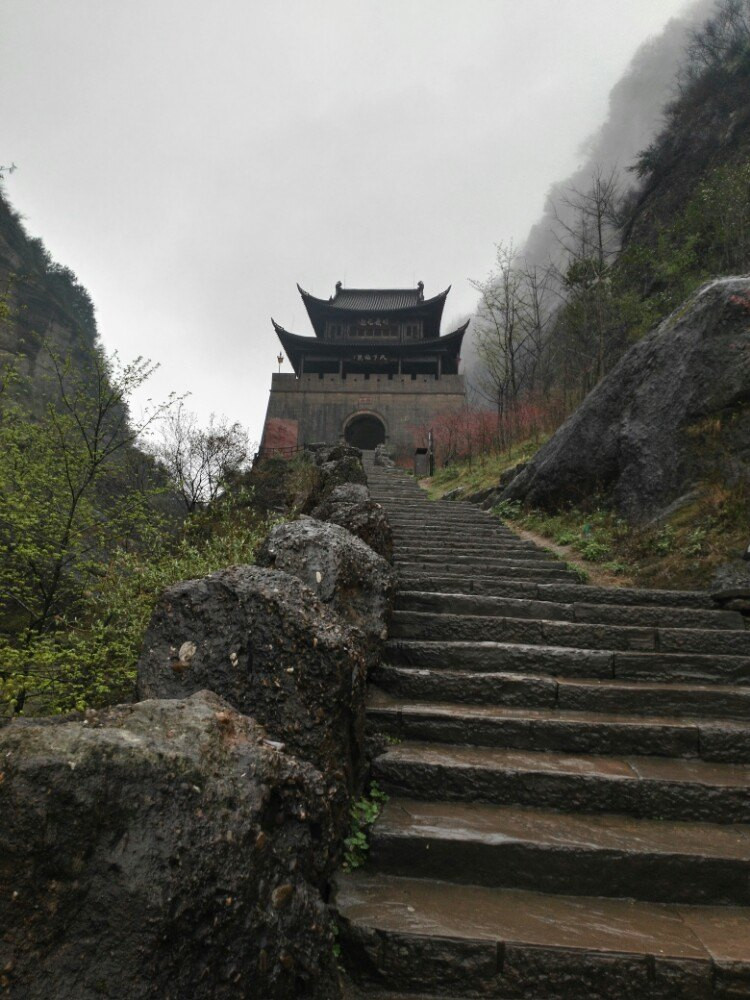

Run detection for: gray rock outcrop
[[257, 518, 393, 647], [317, 450, 368, 498], [502, 278, 750, 520], [0, 691, 341, 1000], [311, 484, 393, 562], [136, 565, 367, 810]]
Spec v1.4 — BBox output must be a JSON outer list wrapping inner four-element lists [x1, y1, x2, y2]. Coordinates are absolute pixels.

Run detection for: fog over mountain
[[523, 0, 715, 272], [463, 0, 717, 380]]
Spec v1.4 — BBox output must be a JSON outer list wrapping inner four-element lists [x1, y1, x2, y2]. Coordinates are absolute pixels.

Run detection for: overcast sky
[[1, 0, 695, 442]]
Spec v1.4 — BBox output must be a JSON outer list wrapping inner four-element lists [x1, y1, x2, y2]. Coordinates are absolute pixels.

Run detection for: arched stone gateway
[[261, 281, 467, 458], [344, 412, 386, 450]]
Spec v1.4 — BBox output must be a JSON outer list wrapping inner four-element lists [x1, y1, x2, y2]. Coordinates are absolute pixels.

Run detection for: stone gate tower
[[261, 281, 468, 456]]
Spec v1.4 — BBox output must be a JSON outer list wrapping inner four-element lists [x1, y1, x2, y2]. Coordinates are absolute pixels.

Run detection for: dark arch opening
[[345, 414, 386, 450]]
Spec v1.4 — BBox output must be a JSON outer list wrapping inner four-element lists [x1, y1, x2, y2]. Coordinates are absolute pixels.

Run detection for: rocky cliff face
[[624, 48, 750, 253], [503, 277, 750, 521], [0, 190, 98, 412]]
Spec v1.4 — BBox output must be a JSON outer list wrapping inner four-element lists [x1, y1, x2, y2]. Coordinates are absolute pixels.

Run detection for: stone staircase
[[335, 456, 750, 999]]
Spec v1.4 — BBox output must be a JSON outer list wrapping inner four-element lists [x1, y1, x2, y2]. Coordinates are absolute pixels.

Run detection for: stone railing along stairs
[[334, 455, 750, 999]]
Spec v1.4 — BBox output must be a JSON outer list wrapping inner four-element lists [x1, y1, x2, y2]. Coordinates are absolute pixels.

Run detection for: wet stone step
[[395, 562, 579, 582], [393, 556, 564, 572], [392, 530, 541, 543], [392, 536, 527, 548], [395, 590, 745, 630], [389, 524, 513, 536], [335, 872, 750, 998], [392, 526, 501, 539], [385, 638, 750, 686], [396, 574, 558, 597], [390, 610, 750, 656], [557, 675, 750, 720], [385, 638, 616, 678], [390, 518, 515, 527], [395, 545, 554, 561], [385, 505, 510, 514], [392, 540, 549, 553], [370, 797, 750, 905], [373, 663, 559, 709], [384, 507, 501, 516], [395, 575, 712, 608], [394, 539, 530, 551], [367, 689, 750, 762], [373, 663, 750, 721], [373, 741, 750, 822]]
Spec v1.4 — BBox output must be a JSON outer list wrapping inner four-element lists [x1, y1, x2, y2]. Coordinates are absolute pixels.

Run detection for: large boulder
[[285, 446, 368, 514], [317, 457, 367, 498], [257, 518, 393, 648], [311, 485, 393, 562], [136, 565, 367, 806], [0, 691, 341, 1000], [315, 482, 369, 506], [503, 278, 750, 520]]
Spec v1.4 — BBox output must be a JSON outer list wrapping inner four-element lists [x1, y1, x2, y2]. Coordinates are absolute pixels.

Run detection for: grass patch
[[427, 437, 547, 500], [493, 483, 750, 590]]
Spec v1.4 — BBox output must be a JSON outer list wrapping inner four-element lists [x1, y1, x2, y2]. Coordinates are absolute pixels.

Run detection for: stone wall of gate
[[261, 372, 465, 455]]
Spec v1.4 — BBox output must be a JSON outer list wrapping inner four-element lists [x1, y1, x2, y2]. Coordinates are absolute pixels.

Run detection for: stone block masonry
[[263, 371, 465, 456]]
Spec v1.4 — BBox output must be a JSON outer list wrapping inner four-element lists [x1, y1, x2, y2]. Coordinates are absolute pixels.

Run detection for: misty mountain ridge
[[522, 0, 715, 274]]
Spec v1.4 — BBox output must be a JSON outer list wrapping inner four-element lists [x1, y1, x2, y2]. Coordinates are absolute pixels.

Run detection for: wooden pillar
[[436, 354, 442, 379], [300, 354, 305, 376]]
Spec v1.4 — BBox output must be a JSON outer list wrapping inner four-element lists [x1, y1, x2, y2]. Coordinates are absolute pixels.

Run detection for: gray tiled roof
[[330, 288, 422, 310]]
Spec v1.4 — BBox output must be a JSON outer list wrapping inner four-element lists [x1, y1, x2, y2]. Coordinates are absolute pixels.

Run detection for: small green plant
[[578, 539, 612, 562], [331, 923, 342, 961], [602, 561, 629, 575], [342, 782, 388, 872], [492, 499, 521, 520], [555, 530, 579, 545], [686, 526, 708, 557], [653, 524, 677, 554], [566, 562, 590, 583]]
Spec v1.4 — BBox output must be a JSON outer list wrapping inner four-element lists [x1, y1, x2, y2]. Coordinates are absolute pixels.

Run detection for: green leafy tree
[[0, 345, 176, 713]]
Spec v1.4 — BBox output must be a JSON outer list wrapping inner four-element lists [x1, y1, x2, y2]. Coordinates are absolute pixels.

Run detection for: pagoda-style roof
[[297, 281, 450, 339], [272, 319, 468, 376]]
